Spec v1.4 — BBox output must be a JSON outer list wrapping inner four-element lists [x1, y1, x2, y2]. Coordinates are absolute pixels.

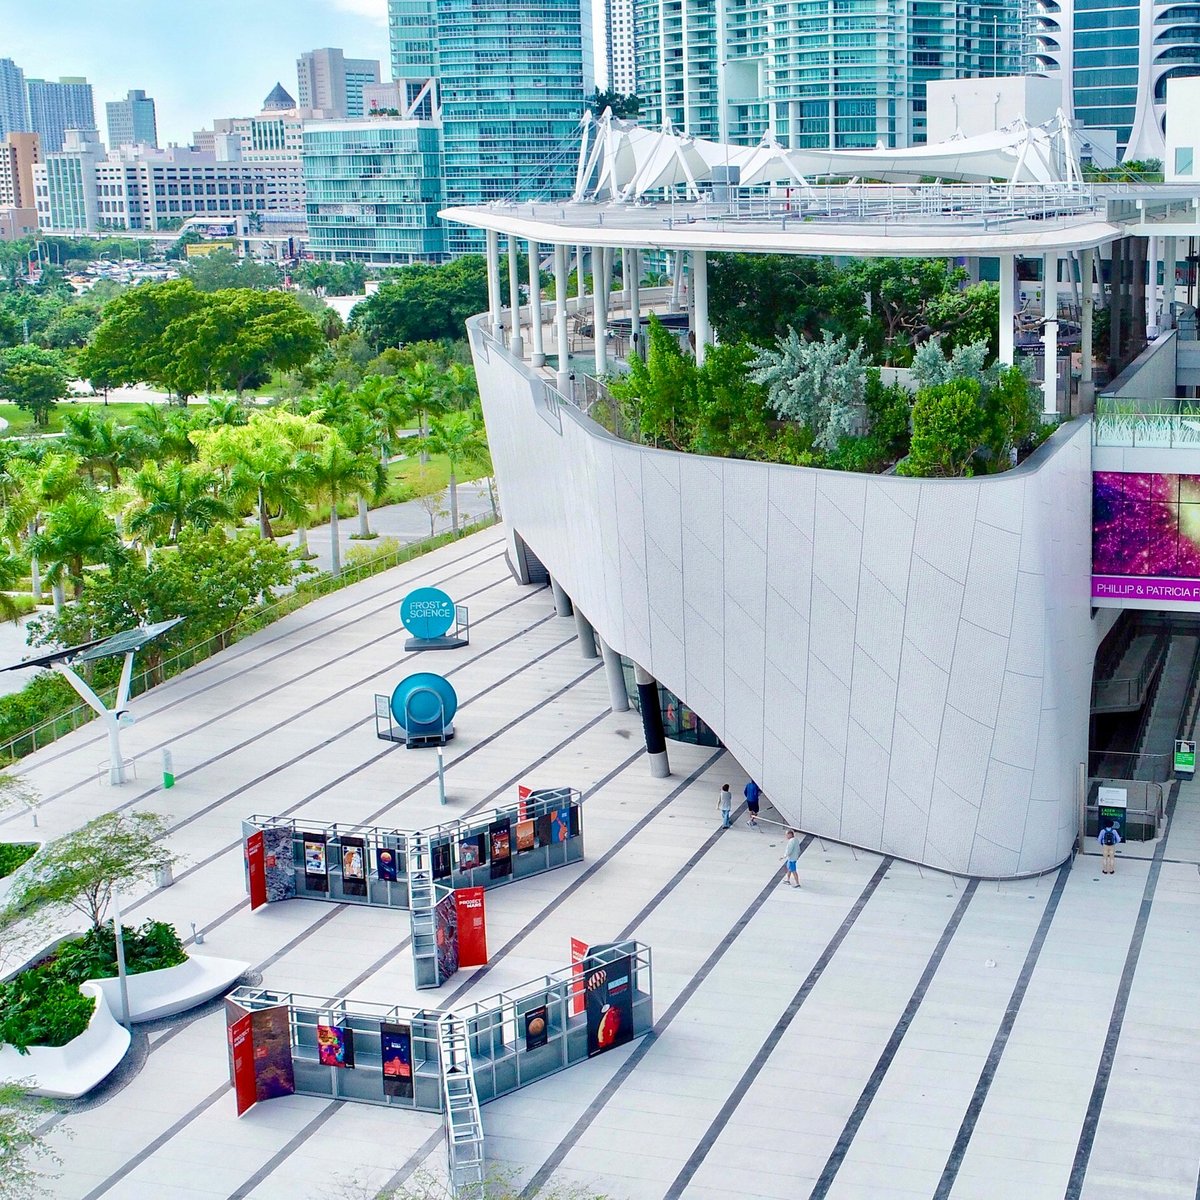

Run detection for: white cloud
[[330, 0, 389, 23]]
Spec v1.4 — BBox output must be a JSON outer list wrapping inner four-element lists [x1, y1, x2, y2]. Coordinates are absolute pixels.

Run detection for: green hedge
[[0, 843, 37, 879], [0, 920, 187, 1052]]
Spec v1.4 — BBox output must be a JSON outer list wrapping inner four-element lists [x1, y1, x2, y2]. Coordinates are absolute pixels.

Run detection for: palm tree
[[300, 432, 377, 576], [0, 552, 24, 624], [126, 461, 235, 547], [132, 404, 198, 463], [4, 453, 85, 605], [66, 414, 145, 488], [401, 361, 448, 465], [442, 363, 479, 412], [352, 375, 407, 466], [197, 397, 249, 429], [28, 492, 123, 612], [335, 411, 388, 539], [420, 411, 490, 534]]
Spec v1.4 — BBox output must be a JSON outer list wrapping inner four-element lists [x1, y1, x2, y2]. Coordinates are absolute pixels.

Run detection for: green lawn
[[0, 401, 151, 437]]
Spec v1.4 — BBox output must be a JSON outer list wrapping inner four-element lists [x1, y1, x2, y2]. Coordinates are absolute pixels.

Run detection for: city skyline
[[0, 0, 389, 145]]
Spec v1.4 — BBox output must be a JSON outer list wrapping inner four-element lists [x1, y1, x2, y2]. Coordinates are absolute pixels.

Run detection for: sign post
[[1097, 785, 1128, 842], [1174, 739, 1196, 776]]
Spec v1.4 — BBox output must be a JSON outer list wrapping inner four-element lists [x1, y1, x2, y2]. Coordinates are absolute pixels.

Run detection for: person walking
[[744, 780, 761, 827], [783, 829, 802, 887], [717, 784, 733, 828], [1098, 817, 1122, 874]]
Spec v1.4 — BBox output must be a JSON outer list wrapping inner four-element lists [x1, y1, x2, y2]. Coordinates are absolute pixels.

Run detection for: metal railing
[[0, 516, 497, 765], [1091, 631, 1168, 712], [439, 1013, 486, 1195], [1087, 749, 1171, 783]]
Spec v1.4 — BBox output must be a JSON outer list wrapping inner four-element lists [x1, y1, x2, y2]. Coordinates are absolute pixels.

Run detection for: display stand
[[375, 672, 458, 748], [400, 587, 470, 652], [406, 605, 470, 652]]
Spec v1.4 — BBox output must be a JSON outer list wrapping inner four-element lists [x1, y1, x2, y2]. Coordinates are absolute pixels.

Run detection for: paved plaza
[[3, 525, 1200, 1200]]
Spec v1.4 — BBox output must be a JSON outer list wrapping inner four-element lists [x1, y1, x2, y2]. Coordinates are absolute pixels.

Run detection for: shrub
[[51, 920, 187, 982], [0, 843, 36, 879]]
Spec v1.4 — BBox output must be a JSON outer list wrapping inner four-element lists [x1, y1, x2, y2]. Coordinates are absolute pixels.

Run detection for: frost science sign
[[1092, 472, 1200, 609]]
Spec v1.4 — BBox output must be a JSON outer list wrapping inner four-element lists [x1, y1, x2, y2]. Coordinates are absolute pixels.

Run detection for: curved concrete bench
[[0, 983, 130, 1099], [91, 954, 250, 1024]]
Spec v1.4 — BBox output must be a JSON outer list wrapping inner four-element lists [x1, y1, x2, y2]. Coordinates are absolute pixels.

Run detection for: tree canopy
[[351, 257, 489, 348]]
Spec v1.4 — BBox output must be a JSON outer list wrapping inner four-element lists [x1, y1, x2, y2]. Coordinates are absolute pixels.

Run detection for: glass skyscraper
[[26, 76, 95, 153], [1028, 0, 1200, 161], [0, 58, 28, 140], [635, 0, 1022, 148]]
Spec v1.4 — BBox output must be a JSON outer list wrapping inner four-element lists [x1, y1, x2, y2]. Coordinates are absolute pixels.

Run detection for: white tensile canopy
[[573, 109, 1084, 201]]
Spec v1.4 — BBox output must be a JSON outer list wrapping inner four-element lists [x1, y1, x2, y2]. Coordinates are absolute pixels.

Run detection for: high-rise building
[[106, 89, 158, 148], [304, 119, 445, 263], [26, 76, 95, 153], [634, 0, 1022, 148], [296, 48, 381, 119], [0, 58, 28, 139], [1027, 0, 1200, 161], [0, 132, 41, 207], [605, 0, 636, 96]]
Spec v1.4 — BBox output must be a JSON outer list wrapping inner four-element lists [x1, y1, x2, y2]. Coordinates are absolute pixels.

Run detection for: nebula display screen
[[1093, 471, 1200, 604]]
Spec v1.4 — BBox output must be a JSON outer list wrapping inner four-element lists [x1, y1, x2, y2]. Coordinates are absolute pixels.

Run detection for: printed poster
[[251, 1005, 295, 1103], [381, 1023, 414, 1098], [435, 891, 460, 984], [518, 783, 532, 820], [551, 809, 569, 844], [569, 805, 581, 838], [489, 819, 512, 880], [246, 831, 266, 911], [455, 886, 488, 968], [376, 845, 399, 882], [317, 1023, 355, 1068], [584, 952, 634, 1058], [535, 813, 552, 848], [515, 819, 535, 853], [262, 825, 296, 902], [432, 840, 452, 880], [524, 1004, 549, 1051], [228, 1010, 256, 1115], [459, 836, 483, 870], [570, 937, 588, 1017], [340, 836, 367, 898], [303, 832, 329, 892]]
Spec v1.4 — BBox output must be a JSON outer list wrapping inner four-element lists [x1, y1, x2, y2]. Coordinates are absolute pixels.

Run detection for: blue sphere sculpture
[[390, 672, 459, 734]]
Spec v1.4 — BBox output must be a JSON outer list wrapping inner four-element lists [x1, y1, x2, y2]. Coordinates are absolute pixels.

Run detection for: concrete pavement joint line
[[224, 1101, 344, 1200], [16, 539, 506, 778], [376, 1127, 446, 1198], [519, 834, 818, 1200], [661, 854, 893, 1200], [16, 564, 520, 814], [808, 878, 980, 1198], [1064, 785, 1180, 1198], [438, 748, 721, 1006], [931, 860, 1073, 1199]]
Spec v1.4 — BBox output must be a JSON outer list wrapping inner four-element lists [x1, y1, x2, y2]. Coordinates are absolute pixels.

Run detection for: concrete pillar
[[693, 249, 710, 367], [1164, 235, 1178, 328], [999, 252, 1015, 366], [575, 245, 586, 301], [507, 235, 524, 358], [1130, 236, 1148, 351], [573, 607, 598, 658], [1080, 246, 1095, 408], [629, 248, 641, 358], [554, 242, 571, 391], [669, 250, 684, 312], [549, 577, 573, 617], [1148, 234, 1159, 334], [485, 229, 502, 337], [1110, 239, 1124, 373], [1042, 252, 1059, 417], [528, 238, 545, 367], [599, 639, 629, 712], [621, 248, 630, 312], [593, 245, 609, 376], [634, 665, 671, 778]]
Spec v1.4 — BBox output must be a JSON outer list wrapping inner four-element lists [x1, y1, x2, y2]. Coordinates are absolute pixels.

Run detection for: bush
[[0, 920, 187, 1053], [0, 843, 36, 879], [0, 671, 80, 746]]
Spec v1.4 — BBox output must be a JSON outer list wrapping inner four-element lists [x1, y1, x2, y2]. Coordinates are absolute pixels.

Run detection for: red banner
[[456, 887, 488, 968], [518, 784, 531, 820], [228, 1013, 256, 1116], [246, 831, 266, 911], [570, 937, 588, 1017]]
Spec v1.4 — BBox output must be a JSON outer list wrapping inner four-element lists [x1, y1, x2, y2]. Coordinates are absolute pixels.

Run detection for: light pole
[[437, 746, 447, 806], [111, 887, 131, 1029]]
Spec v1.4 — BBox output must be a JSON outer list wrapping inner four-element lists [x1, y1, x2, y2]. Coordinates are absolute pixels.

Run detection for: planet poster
[[376, 846, 399, 882], [584, 953, 634, 1058], [317, 1023, 355, 1068], [340, 836, 367, 897], [515, 819, 535, 853], [524, 1004, 549, 1050], [381, 1023, 414, 1099]]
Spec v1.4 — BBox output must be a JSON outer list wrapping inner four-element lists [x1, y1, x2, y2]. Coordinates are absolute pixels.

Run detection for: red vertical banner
[[228, 1012, 257, 1115], [246, 831, 266, 911], [518, 784, 531, 820], [455, 886, 488, 967], [570, 937, 588, 1017]]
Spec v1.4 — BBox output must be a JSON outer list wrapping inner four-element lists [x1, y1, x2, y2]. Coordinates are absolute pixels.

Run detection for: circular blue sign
[[399, 587, 455, 640], [390, 672, 459, 733]]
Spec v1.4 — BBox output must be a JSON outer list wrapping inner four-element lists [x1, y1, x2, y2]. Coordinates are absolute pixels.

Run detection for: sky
[[0, 0, 392, 145]]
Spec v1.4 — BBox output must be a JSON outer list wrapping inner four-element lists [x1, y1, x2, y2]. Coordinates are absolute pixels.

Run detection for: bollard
[[162, 747, 175, 789]]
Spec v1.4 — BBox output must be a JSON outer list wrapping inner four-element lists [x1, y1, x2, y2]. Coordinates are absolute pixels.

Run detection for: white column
[[593, 245, 608, 376], [693, 249, 710, 367], [1164, 235, 1178, 329], [507, 235, 524, 358], [621, 248, 630, 313], [575, 244, 586, 301], [1080, 247, 1095, 392], [485, 229, 502, 337], [599, 639, 629, 712], [629, 248, 641, 358], [554, 242, 570, 391], [670, 249, 684, 312], [1042, 253, 1059, 417], [573, 607, 598, 658], [528, 238, 545, 367], [999, 252, 1015, 366], [1148, 234, 1160, 334]]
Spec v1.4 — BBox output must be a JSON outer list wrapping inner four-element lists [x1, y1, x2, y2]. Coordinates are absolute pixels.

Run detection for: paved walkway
[[4, 526, 1200, 1200]]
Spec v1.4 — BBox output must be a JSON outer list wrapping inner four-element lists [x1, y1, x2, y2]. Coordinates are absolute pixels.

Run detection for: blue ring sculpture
[[390, 672, 458, 737]]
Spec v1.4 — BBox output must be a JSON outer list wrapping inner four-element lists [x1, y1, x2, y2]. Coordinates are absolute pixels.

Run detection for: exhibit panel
[[471, 317, 1101, 877]]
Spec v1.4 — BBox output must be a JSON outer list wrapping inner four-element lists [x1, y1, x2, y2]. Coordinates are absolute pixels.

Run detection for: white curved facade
[[472, 318, 1101, 877]]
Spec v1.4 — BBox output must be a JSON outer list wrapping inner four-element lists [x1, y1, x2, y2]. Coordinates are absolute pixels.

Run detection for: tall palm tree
[[126, 461, 235, 547], [28, 492, 122, 612], [352, 375, 407, 466], [300, 432, 377, 576], [3, 453, 85, 605], [401, 361, 448, 466], [420, 411, 490, 534], [198, 397, 249, 429], [335, 412, 388, 539], [132, 404, 198, 463], [0, 552, 24, 624]]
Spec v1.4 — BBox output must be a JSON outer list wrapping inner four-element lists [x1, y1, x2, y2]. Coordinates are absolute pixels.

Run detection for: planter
[[0, 983, 129, 1100], [90, 954, 250, 1024]]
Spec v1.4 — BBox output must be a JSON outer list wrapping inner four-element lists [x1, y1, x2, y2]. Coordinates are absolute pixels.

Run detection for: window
[[1177, 146, 1194, 175]]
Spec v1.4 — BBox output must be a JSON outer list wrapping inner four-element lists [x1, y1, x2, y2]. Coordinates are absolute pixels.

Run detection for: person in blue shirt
[[1098, 817, 1122, 874], [744, 780, 761, 827]]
